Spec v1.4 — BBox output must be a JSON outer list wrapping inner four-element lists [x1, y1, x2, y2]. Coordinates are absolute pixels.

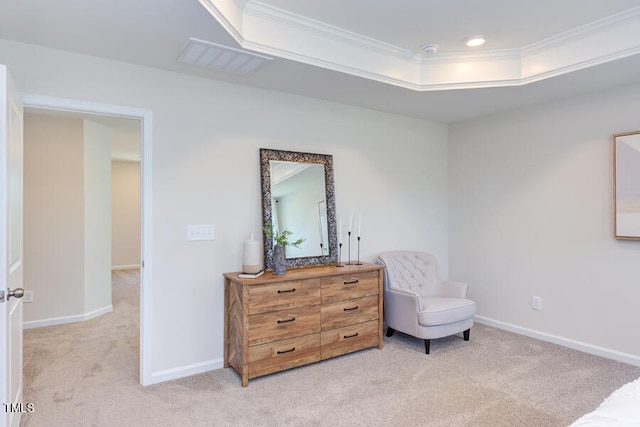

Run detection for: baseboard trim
[[475, 315, 640, 367], [149, 358, 224, 385], [111, 264, 140, 271], [23, 305, 113, 330]]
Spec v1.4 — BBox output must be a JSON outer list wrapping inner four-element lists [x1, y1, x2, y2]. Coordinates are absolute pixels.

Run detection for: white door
[[0, 65, 25, 427]]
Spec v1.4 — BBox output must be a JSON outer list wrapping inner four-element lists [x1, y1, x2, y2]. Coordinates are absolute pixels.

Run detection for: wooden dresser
[[223, 262, 383, 386]]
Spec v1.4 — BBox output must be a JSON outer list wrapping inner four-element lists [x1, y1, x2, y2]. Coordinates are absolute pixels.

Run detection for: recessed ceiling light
[[464, 35, 487, 48], [422, 44, 439, 55]]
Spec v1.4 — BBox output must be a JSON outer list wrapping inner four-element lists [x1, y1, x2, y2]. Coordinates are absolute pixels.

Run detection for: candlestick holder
[[337, 243, 344, 267], [346, 231, 353, 265], [355, 236, 362, 265]]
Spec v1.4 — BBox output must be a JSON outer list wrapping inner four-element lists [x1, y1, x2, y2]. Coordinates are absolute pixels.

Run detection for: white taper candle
[[349, 209, 353, 232]]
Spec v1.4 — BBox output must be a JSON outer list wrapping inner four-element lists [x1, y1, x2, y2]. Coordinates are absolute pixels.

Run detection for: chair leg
[[386, 326, 395, 337], [463, 329, 470, 341], [424, 339, 431, 354]]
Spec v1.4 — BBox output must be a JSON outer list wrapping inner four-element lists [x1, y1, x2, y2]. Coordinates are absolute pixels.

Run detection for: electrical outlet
[[24, 290, 33, 303], [532, 296, 542, 311]]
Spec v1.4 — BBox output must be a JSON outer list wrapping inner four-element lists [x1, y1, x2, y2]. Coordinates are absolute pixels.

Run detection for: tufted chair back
[[379, 251, 440, 297]]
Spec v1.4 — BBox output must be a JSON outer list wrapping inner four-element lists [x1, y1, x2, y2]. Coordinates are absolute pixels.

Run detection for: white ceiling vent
[[178, 38, 272, 76]]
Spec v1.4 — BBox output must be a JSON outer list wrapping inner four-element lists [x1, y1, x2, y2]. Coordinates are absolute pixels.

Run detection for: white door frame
[[21, 93, 153, 386]]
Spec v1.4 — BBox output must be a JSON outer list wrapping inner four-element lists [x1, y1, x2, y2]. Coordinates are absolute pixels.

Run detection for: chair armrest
[[385, 287, 422, 335], [438, 280, 469, 298], [387, 287, 421, 305]]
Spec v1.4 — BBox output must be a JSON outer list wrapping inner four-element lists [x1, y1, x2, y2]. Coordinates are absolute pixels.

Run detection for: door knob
[[0, 288, 25, 302], [8, 288, 24, 299]]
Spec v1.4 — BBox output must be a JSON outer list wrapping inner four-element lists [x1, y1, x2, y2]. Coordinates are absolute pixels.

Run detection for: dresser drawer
[[320, 295, 379, 330], [224, 263, 383, 386], [248, 333, 321, 379], [321, 270, 379, 303], [321, 320, 379, 360], [248, 279, 321, 315], [248, 305, 321, 346]]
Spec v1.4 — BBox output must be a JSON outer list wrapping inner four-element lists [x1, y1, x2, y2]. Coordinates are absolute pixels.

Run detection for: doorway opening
[[21, 94, 152, 385]]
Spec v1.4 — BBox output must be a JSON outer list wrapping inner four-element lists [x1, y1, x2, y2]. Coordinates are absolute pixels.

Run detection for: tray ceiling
[[2, 0, 640, 122], [200, 0, 640, 91]]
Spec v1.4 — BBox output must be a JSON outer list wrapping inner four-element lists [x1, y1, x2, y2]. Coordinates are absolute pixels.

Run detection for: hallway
[[21, 270, 140, 426]]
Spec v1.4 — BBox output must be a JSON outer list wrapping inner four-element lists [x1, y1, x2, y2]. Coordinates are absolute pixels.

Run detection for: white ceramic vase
[[242, 233, 262, 274]]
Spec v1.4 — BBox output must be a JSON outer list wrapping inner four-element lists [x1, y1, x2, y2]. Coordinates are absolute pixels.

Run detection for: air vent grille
[[178, 38, 272, 76]]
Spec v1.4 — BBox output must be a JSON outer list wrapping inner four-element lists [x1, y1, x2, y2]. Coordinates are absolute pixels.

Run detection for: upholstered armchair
[[376, 251, 476, 354]]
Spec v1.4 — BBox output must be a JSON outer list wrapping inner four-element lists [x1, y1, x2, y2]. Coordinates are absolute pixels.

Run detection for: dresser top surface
[[224, 262, 382, 285]]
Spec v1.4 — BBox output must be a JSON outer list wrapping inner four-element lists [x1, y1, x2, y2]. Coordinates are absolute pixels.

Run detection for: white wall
[[449, 83, 640, 361], [83, 120, 112, 314], [24, 114, 85, 321], [0, 40, 450, 381], [23, 114, 113, 326], [111, 160, 140, 269]]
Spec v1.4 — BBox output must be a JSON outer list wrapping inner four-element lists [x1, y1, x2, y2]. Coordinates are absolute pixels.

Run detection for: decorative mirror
[[613, 131, 640, 240], [260, 148, 338, 269]]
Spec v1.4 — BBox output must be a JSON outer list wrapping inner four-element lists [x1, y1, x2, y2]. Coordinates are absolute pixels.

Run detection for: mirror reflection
[[270, 161, 328, 257], [260, 148, 337, 270]]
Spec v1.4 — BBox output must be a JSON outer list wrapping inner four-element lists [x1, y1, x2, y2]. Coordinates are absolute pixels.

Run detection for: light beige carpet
[[21, 270, 640, 426]]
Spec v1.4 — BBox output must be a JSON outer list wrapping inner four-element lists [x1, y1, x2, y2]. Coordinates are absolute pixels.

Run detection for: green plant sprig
[[263, 223, 305, 248]]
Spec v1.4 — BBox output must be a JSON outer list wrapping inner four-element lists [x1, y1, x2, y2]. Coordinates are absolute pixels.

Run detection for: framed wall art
[[613, 131, 640, 240]]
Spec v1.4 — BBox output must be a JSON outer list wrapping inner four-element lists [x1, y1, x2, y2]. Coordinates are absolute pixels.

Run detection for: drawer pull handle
[[277, 347, 296, 354], [277, 317, 296, 324], [343, 279, 359, 285], [343, 306, 359, 311], [277, 288, 296, 294], [344, 333, 359, 339]]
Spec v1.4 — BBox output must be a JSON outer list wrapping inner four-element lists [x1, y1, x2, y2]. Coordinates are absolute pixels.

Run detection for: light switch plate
[[187, 225, 215, 241]]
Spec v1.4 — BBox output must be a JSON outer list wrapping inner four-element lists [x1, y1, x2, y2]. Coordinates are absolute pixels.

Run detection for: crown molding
[[242, 38, 424, 91], [521, 6, 640, 83], [521, 45, 640, 86], [423, 49, 522, 64], [523, 6, 640, 56], [419, 50, 522, 91], [198, 0, 245, 44], [199, 0, 640, 91], [244, 1, 415, 60]]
